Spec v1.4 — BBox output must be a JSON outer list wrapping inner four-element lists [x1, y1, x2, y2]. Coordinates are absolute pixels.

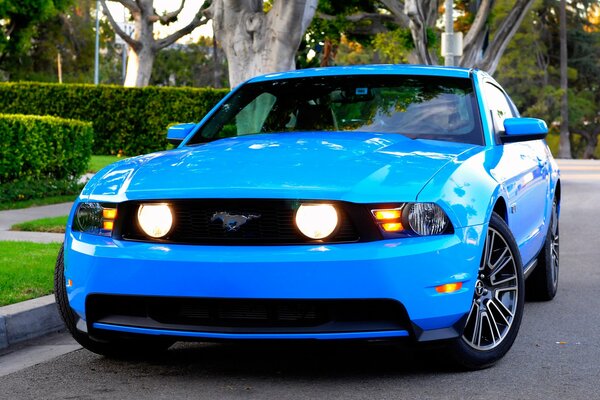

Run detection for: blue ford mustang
[[55, 65, 560, 369]]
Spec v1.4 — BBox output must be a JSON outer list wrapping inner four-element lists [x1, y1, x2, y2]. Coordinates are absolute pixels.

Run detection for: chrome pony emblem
[[211, 212, 261, 232]]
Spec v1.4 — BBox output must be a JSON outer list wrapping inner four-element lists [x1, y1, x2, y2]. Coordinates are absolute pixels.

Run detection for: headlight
[[73, 202, 117, 236], [137, 204, 173, 238], [295, 203, 338, 240], [371, 203, 451, 237], [405, 203, 450, 235]]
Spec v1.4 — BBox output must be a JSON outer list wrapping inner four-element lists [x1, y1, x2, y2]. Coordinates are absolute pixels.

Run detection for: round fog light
[[137, 204, 173, 238], [295, 204, 338, 240]]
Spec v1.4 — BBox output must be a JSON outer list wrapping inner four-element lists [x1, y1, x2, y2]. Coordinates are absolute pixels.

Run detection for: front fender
[[416, 147, 506, 229]]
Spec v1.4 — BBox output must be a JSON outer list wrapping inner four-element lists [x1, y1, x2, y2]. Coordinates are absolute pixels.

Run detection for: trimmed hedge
[[0, 114, 92, 202], [0, 82, 228, 156]]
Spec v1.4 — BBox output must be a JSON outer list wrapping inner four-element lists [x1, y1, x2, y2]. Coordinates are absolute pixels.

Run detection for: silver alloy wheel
[[462, 227, 519, 351], [550, 203, 560, 289]]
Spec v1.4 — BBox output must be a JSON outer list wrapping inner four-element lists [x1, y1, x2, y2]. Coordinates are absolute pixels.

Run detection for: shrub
[[0, 178, 84, 203], [0, 82, 228, 155], [0, 114, 92, 202]]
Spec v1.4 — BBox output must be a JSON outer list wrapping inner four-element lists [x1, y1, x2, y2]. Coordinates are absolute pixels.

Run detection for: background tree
[[100, 0, 211, 87], [306, 0, 538, 75], [150, 37, 228, 88], [205, 0, 318, 88], [0, 0, 72, 79], [558, 0, 572, 158], [496, 0, 600, 159]]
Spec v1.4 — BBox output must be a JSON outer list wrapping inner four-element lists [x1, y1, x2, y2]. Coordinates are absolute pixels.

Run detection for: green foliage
[[0, 241, 61, 306], [373, 29, 414, 64], [0, 113, 92, 182], [0, 0, 72, 73], [0, 113, 90, 202], [0, 178, 83, 203], [0, 82, 228, 155], [495, 0, 600, 158], [151, 41, 228, 88]]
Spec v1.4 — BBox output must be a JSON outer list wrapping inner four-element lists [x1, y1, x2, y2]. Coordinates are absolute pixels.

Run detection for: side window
[[484, 83, 514, 134]]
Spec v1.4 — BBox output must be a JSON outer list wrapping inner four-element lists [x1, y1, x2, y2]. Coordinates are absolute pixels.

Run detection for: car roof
[[247, 64, 476, 83]]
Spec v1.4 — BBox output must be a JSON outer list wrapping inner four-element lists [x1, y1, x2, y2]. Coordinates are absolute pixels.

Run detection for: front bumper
[[64, 225, 485, 342]]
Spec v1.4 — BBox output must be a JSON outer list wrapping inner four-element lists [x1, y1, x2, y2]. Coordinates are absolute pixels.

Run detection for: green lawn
[[11, 215, 69, 233], [88, 155, 121, 173], [0, 241, 61, 306]]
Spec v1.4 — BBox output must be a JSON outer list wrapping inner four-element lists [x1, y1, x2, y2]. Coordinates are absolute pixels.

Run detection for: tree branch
[[462, 0, 492, 49], [379, 0, 410, 27], [479, 0, 536, 74], [100, 0, 140, 49], [316, 11, 396, 35], [151, 0, 186, 25], [154, 9, 210, 50], [405, 0, 434, 64], [109, 0, 140, 14]]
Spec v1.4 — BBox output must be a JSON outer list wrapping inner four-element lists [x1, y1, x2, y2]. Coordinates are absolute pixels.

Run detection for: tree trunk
[[580, 128, 599, 159], [558, 0, 571, 158], [124, 45, 155, 87], [103, 0, 209, 87], [206, 0, 317, 88]]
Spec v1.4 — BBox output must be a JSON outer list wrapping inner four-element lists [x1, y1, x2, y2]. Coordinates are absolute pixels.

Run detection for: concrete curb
[[0, 295, 64, 350]]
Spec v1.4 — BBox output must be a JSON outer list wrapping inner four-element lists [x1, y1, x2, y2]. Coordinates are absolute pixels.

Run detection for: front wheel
[[448, 213, 524, 370], [54, 244, 173, 357]]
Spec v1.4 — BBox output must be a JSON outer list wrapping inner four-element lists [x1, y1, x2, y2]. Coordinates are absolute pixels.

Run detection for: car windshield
[[187, 75, 484, 146]]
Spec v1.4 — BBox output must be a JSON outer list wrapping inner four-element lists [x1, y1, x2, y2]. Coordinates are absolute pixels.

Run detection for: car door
[[483, 82, 549, 265]]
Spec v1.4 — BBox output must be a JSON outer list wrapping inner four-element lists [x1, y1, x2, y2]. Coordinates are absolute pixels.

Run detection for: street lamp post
[[444, 0, 454, 66], [94, 0, 100, 85], [441, 0, 463, 67]]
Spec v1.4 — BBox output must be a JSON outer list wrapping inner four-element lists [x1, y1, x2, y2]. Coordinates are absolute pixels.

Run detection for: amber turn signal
[[102, 208, 117, 220], [381, 222, 404, 232], [435, 282, 463, 293], [373, 209, 402, 221]]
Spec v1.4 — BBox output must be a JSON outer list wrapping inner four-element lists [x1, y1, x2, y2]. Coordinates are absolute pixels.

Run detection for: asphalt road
[[1, 160, 599, 400]]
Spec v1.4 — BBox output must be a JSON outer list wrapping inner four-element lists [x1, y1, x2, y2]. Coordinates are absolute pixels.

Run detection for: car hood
[[84, 132, 478, 203]]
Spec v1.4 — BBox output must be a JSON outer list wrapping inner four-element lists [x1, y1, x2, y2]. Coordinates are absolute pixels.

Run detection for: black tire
[[448, 212, 525, 370], [526, 199, 559, 301], [54, 244, 173, 357]]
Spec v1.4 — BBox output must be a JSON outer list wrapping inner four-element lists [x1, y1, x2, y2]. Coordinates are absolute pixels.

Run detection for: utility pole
[[441, 0, 463, 67], [444, 0, 454, 66], [94, 0, 100, 85]]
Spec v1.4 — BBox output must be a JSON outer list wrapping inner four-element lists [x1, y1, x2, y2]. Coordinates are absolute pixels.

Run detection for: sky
[[105, 0, 213, 43]]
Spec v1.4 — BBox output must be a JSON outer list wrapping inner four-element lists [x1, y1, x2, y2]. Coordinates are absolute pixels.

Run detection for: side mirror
[[167, 123, 196, 145], [500, 118, 548, 143]]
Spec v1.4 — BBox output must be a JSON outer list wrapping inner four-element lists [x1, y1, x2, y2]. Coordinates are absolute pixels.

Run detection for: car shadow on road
[[87, 340, 466, 380]]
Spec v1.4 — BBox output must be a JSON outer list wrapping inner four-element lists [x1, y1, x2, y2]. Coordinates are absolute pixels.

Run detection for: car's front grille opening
[[116, 199, 382, 245], [86, 295, 411, 335]]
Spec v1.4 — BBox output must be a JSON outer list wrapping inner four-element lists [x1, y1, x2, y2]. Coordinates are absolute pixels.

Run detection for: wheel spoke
[[481, 231, 492, 272], [485, 305, 501, 344], [488, 298, 511, 326], [492, 295, 514, 319]]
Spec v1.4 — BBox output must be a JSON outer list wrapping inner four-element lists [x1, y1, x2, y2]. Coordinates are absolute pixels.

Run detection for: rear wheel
[[449, 213, 524, 370], [54, 244, 173, 357], [526, 199, 559, 301]]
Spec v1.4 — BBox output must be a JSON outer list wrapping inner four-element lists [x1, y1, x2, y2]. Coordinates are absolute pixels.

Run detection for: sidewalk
[[0, 202, 73, 350], [0, 202, 72, 243]]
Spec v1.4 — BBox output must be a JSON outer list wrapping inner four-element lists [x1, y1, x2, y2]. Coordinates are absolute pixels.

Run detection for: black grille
[[87, 295, 411, 334], [118, 199, 377, 245]]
